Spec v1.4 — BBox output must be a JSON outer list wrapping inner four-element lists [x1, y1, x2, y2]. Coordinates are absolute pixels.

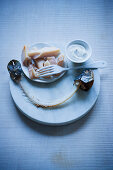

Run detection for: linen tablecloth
[[0, 0, 113, 169]]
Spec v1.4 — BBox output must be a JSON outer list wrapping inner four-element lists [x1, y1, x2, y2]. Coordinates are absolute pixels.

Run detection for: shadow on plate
[[15, 102, 96, 136]]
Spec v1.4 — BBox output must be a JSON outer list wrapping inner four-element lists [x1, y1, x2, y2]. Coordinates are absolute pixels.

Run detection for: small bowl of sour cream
[[66, 40, 92, 63]]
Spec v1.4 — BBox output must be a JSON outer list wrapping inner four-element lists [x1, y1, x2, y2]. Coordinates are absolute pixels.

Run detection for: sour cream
[[66, 40, 92, 63]]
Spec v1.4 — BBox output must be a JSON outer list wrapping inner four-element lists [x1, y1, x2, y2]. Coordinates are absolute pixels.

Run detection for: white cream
[[68, 44, 87, 62]]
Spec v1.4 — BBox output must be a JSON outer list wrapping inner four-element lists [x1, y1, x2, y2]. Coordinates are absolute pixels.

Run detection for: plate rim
[[11, 93, 99, 126], [9, 68, 100, 126]]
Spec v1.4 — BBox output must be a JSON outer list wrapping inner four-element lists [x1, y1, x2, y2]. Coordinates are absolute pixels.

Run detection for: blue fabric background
[[0, 0, 113, 169]]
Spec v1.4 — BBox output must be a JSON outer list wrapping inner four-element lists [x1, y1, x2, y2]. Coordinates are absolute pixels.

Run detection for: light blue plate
[[9, 54, 100, 126]]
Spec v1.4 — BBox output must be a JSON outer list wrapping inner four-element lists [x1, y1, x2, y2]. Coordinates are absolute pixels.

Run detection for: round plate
[[9, 57, 100, 126], [21, 43, 67, 83]]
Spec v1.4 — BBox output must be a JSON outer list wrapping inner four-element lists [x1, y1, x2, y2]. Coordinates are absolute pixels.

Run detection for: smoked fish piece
[[21, 46, 31, 67], [28, 64, 36, 79], [28, 47, 60, 59], [57, 54, 64, 67], [47, 56, 57, 65], [35, 59, 45, 69]]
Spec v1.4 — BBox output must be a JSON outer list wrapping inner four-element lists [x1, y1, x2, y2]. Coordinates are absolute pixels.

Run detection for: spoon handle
[[65, 61, 107, 70]]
